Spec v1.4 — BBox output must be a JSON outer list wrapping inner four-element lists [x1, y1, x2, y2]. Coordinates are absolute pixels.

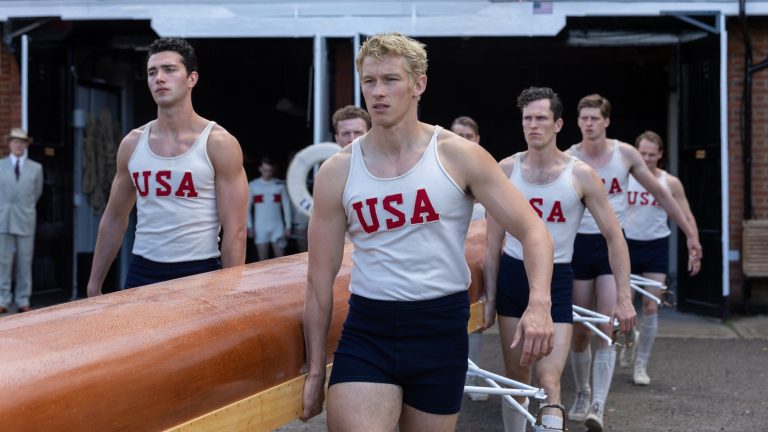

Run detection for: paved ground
[[278, 307, 768, 431]]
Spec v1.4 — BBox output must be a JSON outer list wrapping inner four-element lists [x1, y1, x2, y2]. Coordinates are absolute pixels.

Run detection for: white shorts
[[255, 225, 287, 248]]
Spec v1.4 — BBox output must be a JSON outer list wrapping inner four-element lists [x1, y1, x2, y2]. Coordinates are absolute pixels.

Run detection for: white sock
[[469, 332, 483, 363], [636, 314, 658, 364], [592, 346, 616, 406], [501, 398, 529, 432], [541, 413, 564, 429], [570, 348, 592, 395]]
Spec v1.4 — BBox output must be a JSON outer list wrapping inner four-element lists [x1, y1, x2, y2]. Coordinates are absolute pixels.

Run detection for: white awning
[[0, 1, 764, 38]]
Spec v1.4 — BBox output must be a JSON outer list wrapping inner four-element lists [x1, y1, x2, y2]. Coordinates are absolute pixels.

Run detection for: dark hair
[[148, 37, 198, 74], [332, 105, 372, 133], [516, 87, 564, 121], [260, 157, 275, 167], [451, 116, 479, 134], [577, 93, 611, 118]]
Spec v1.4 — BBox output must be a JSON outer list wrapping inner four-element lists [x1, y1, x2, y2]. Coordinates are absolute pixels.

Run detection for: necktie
[[14, 159, 20, 181]]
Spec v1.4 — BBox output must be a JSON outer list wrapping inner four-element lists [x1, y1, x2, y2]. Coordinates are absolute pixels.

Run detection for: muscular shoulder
[[436, 128, 492, 181], [318, 145, 353, 179], [572, 158, 600, 183], [206, 124, 243, 172], [616, 140, 642, 162], [565, 143, 581, 156], [116, 127, 144, 164], [498, 153, 518, 177], [207, 124, 241, 154], [663, 170, 684, 190], [313, 145, 353, 197], [615, 140, 636, 152], [437, 128, 481, 160], [572, 159, 601, 198], [120, 127, 144, 151]]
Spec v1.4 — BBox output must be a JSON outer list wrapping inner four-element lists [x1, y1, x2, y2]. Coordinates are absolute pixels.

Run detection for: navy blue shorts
[[329, 291, 470, 415], [572, 233, 614, 280], [627, 237, 669, 274], [495, 254, 574, 323], [124, 255, 222, 288]]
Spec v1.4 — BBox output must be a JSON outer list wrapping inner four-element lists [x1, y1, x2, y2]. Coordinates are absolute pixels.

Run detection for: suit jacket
[[0, 157, 43, 236]]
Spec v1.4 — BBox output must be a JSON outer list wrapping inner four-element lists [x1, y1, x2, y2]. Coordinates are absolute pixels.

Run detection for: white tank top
[[342, 126, 474, 301], [570, 140, 629, 234], [624, 171, 671, 240], [128, 121, 220, 262], [247, 178, 291, 231], [503, 154, 585, 263]]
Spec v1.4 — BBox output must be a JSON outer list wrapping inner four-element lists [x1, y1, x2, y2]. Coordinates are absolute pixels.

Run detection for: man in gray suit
[[0, 128, 43, 313]]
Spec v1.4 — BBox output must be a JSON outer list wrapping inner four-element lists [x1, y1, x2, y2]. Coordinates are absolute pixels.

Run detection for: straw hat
[[6, 128, 33, 144]]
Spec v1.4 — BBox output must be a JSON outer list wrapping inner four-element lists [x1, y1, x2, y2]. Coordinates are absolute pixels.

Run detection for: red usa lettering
[[351, 188, 440, 233], [600, 177, 623, 194], [132, 171, 198, 198], [529, 198, 567, 223], [627, 191, 658, 206]]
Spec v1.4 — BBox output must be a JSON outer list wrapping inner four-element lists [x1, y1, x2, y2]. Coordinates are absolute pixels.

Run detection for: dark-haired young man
[[485, 87, 630, 432], [87, 37, 248, 296]]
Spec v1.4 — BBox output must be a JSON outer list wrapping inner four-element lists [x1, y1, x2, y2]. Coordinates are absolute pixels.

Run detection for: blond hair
[[355, 33, 427, 85]]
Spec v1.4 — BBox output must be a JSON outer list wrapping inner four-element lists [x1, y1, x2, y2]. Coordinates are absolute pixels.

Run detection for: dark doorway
[[185, 38, 314, 181], [419, 34, 673, 159], [676, 32, 725, 318]]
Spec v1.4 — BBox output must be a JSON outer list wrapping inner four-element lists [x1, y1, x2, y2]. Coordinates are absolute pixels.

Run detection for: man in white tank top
[[86, 37, 248, 296], [621, 131, 700, 386], [485, 87, 630, 432], [247, 157, 292, 261], [302, 33, 554, 432], [566, 94, 702, 431]]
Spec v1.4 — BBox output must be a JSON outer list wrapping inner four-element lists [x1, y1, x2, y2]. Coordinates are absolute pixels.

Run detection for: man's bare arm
[[576, 162, 636, 333], [301, 151, 350, 422], [481, 157, 516, 330], [87, 131, 140, 296], [668, 173, 701, 276], [210, 128, 248, 268], [622, 143, 702, 267], [483, 212, 505, 331], [444, 139, 554, 366]]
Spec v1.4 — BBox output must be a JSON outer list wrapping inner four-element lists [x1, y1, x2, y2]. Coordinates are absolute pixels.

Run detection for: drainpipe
[[21, 35, 28, 130]]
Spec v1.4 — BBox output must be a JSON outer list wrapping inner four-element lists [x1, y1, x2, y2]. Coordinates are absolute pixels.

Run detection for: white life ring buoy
[[287, 142, 342, 217]]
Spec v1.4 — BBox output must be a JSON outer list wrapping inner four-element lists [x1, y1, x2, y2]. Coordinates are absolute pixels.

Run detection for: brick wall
[[0, 42, 22, 157], [728, 25, 768, 306]]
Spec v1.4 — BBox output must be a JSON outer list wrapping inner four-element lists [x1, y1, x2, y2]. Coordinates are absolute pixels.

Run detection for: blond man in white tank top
[[566, 94, 702, 431], [484, 87, 630, 432], [302, 33, 555, 432], [86, 37, 248, 296]]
